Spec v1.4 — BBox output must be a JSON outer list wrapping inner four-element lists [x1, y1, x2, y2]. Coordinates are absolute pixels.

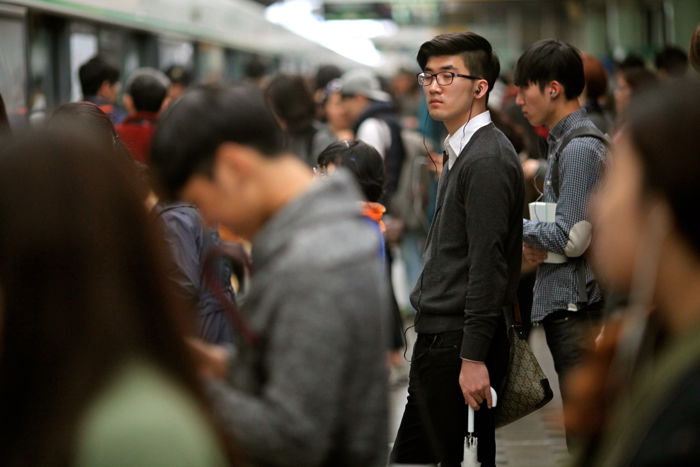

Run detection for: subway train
[[0, 0, 358, 127]]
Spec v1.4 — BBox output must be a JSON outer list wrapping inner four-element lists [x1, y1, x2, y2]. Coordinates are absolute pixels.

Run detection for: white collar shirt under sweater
[[443, 110, 492, 170]]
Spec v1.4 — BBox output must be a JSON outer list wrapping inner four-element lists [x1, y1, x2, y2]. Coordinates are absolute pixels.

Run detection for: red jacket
[[116, 112, 159, 163]]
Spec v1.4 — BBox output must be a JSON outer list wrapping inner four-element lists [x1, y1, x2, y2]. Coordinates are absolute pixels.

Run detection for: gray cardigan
[[410, 123, 524, 361], [207, 171, 389, 466]]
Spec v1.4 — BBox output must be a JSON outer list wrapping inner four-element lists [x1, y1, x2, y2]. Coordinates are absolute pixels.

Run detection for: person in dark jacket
[[78, 56, 126, 124], [340, 69, 405, 204], [135, 163, 235, 346], [392, 32, 524, 467]]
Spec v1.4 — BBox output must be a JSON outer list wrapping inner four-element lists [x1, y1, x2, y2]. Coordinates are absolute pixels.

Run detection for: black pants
[[391, 326, 509, 466], [542, 302, 603, 449]]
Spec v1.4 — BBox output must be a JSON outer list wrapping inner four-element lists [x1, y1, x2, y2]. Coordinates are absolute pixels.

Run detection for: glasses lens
[[437, 72, 453, 86], [418, 73, 428, 86]]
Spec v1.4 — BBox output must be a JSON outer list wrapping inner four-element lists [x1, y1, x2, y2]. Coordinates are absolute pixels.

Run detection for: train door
[[0, 3, 28, 128]]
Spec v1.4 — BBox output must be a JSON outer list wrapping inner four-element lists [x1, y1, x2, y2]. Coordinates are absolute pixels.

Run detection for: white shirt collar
[[443, 110, 492, 170]]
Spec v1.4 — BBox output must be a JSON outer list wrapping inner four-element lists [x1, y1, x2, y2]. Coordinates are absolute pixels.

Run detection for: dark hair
[[417, 32, 500, 103], [514, 39, 585, 99], [654, 45, 689, 77], [617, 54, 646, 71], [582, 53, 608, 101], [127, 71, 168, 112], [317, 140, 385, 202], [165, 64, 192, 87], [151, 84, 285, 199], [78, 56, 120, 97], [264, 74, 316, 134], [0, 131, 221, 466], [49, 102, 130, 160], [315, 64, 342, 91], [620, 67, 658, 96], [626, 78, 700, 255], [244, 56, 266, 80]]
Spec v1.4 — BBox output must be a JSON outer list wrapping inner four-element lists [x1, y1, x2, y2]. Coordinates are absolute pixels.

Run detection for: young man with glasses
[[392, 32, 524, 466]]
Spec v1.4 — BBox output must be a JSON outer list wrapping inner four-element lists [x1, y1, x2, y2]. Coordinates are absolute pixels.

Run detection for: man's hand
[[522, 243, 547, 272], [459, 360, 492, 411], [187, 337, 231, 380]]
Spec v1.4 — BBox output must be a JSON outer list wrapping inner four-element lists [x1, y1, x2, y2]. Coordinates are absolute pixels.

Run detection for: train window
[[159, 37, 194, 72], [69, 22, 98, 102], [196, 43, 224, 84], [0, 5, 28, 128]]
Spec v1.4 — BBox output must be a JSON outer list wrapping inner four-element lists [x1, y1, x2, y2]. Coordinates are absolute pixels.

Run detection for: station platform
[[389, 326, 569, 467]]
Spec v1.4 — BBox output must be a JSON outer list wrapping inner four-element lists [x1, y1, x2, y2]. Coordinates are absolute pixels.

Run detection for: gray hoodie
[[207, 170, 389, 466]]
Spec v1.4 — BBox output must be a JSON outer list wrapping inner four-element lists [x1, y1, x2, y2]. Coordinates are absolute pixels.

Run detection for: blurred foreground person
[[0, 131, 230, 466], [151, 85, 389, 466], [567, 78, 700, 466]]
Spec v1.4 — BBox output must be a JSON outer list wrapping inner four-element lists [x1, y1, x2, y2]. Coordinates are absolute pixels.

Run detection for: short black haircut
[[618, 54, 645, 71], [317, 140, 385, 202], [127, 70, 169, 113], [417, 32, 500, 103], [150, 84, 285, 199], [513, 39, 585, 100], [164, 64, 192, 87], [654, 45, 689, 76], [78, 56, 120, 98]]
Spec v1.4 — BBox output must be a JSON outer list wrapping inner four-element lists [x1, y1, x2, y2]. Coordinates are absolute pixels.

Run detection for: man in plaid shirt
[[514, 39, 607, 446]]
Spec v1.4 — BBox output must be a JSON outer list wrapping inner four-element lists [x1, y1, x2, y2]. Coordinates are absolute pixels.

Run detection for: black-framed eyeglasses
[[417, 71, 482, 86]]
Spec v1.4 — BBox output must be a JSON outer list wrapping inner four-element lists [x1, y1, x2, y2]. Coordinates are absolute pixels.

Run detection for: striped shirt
[[523, 109, 607, 322]]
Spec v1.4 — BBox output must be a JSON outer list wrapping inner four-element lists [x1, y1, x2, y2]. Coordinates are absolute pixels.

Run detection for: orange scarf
[[362, 202, 386, 232]]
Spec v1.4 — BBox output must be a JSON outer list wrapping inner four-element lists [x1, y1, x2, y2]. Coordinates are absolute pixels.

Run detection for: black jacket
[[410, 123, 524, 361]]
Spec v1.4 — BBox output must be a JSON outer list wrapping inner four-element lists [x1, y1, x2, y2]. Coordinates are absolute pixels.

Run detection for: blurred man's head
[[150, 84, 312, 239], [78, 56, 121, 102], [655, 45, 689, 79], [164, 65, 192, 101], [339, 69, 391, 123], [123, 68, 170, 115]]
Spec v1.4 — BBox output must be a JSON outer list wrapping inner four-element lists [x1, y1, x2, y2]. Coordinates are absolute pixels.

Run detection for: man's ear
[[214, 143, 258, 180], [474, 79, 489, 99], [548, 81, 562, 99]]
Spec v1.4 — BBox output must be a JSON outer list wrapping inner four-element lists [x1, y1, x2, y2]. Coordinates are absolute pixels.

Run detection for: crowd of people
[[0, 21, 699, 467]]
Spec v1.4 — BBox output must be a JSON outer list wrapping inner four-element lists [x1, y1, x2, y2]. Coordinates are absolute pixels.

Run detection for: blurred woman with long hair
[[0, 130, 232, 466]]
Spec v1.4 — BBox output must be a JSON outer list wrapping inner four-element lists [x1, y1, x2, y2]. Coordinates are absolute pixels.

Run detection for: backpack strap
[[551, 126, 609, 199], [550, 126, 609, 307]]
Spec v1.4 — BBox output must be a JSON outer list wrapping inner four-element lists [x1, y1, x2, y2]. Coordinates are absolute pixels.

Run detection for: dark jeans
[[542, 302, 603, 448], [391, 327, 509, 466]]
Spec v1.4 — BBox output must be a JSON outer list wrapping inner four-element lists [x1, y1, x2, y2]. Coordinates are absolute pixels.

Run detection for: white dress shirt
[[443, 110, 492, 170]]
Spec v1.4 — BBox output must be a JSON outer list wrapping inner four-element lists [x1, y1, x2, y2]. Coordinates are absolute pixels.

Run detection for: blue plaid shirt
[[523, 109, 607, 322]]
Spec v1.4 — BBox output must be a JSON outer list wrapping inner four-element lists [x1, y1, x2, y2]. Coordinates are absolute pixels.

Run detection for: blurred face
[[180, 144, 267, 240], [324, 92, 350, 131], [614, 73, 631, 117], [590, 135, 646, 291], [515, 82, 552, 128], [422, 55, 480, 134], [341, 94, 367, 124]]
